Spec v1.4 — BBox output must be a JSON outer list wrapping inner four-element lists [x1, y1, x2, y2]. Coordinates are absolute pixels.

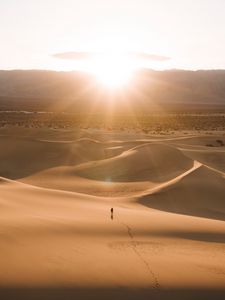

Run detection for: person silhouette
[[111, 207, 114, 220]]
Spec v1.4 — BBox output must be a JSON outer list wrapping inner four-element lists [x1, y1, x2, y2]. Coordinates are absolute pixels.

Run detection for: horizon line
[[1, 68, 225, 72]]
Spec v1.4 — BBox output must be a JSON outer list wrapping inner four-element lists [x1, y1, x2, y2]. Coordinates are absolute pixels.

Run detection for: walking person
[[111, 207, 114, 220]]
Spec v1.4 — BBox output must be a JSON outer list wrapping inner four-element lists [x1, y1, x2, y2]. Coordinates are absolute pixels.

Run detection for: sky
[[0, 0, 225, 71]]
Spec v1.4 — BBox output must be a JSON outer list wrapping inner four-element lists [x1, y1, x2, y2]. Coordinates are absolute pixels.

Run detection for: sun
[[89, 53, 135, 88], [95, 65, 131, 88]]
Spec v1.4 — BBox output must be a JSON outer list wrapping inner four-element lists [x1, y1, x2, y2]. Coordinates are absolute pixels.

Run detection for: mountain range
[[0, 69, 225, 112]]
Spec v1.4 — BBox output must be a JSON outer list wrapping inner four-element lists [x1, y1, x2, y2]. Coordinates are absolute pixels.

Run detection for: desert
[[1, 0, 225, 298], [0, 125, 224, 299]]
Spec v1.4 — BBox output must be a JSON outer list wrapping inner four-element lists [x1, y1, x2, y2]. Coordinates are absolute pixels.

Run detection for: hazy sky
[[0, 0, 225, 70]]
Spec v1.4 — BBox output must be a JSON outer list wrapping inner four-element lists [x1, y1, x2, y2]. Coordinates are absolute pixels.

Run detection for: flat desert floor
[[0, 127, 225, 299]]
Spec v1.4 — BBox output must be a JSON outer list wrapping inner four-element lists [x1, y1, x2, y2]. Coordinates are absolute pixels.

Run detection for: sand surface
[[0, 127, 225, 299]]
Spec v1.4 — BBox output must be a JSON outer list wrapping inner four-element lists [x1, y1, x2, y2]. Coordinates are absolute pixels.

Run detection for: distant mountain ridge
[[0, 69, 225, 112]]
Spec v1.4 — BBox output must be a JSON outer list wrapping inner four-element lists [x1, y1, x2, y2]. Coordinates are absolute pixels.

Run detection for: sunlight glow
[[89, 53, 135, 88]]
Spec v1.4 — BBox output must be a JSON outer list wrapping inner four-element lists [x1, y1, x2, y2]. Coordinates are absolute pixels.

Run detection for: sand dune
[[65, 143, 193, 182], [0, 136, 124, 179], [140, 165, 225, 221], [181, 149, 225, 172], [20, 143, 194, 196], [0, 129, 225, 300]]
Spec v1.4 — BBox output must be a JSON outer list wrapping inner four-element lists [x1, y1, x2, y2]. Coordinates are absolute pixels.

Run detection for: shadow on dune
[[0, 287, 225, 300], [6, 224, 225, 243], [72, 143, 193, 182], [0, 135, 192, 183], [1, 137, 194, 183], [109, 230, 225, 244], [139, 166, 225, 222], [0, 137, 118, 180], [182, 149, 225, 173]]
